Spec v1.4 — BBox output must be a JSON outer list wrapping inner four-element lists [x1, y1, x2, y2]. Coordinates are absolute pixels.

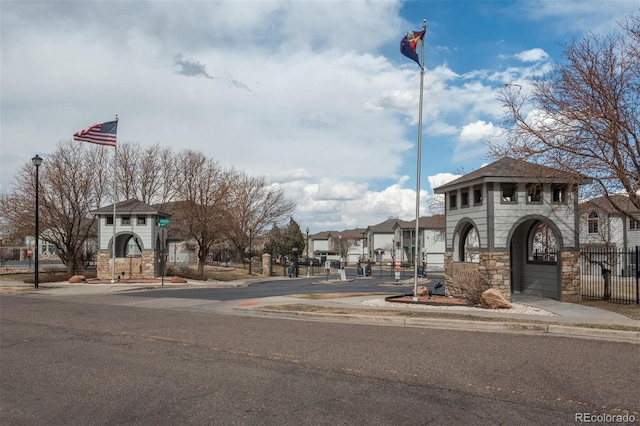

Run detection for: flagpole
[[111, 115, 118, 283], [413, 19, 427, 300]]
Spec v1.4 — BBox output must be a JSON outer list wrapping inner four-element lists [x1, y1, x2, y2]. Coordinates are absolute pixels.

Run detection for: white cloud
[[514, 48, 549, 62], [428, 173, 460, 191]]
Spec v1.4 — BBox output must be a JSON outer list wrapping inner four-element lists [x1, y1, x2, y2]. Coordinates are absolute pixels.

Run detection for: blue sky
[[1, 0, 637, 233]]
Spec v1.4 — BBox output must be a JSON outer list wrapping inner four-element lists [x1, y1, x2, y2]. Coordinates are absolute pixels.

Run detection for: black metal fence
[[580, 246, 639, 304]]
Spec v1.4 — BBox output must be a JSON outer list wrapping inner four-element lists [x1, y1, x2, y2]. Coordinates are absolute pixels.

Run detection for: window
[[552, 184, 567, 203], [630, 218, 639, 231], [588, 211, 599, 234], [106, 217, 113, 225], [137, 216, 146, 226], [473, 186, 483, 206], [526, 183, 542, 204], [461, 189, 469, 208], [122, 216, 131, 225], [449, 193, 457, 210], [501, 183, 517, 203]]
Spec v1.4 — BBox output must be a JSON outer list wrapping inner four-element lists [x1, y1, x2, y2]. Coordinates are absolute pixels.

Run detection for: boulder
[[170, 276, 187, 283], [68, 275, 86, 283], [480, 288, 512, 309], [416, 286, 428, 296]]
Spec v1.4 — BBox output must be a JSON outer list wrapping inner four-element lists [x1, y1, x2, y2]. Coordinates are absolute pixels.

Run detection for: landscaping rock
[[480, 288, 512, 309], [416, 286, 428, 296], [68, 275, 86, 283], [170, 276, 187, 283]]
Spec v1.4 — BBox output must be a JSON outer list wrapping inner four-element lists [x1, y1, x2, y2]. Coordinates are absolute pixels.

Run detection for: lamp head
[[32, 155, 43, 167]]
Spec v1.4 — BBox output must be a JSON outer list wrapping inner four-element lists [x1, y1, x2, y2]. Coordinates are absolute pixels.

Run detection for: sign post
[[157, 218, 170, 286]]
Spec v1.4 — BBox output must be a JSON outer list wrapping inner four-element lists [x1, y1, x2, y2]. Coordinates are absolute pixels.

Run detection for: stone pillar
[[96, 250, 111, 280], [262, 253, 271, 277], [479, 251, 511, 300], [444, 251, 453, 296], [561, 250, 582, 302]]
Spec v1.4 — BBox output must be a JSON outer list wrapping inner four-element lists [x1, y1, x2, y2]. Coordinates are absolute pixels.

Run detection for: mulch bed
[[386, 294, 474, 307]]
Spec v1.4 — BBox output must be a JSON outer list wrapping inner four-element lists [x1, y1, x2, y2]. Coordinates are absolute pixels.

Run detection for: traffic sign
[[157, 218, 170, 227]]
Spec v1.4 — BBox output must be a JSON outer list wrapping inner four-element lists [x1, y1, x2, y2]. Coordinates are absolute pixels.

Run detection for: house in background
[[579, 194, 640, 250], [579, 193, 639, 277]]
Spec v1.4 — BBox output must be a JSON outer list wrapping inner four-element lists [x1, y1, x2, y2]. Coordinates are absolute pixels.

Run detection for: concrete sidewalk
[[1, 279, 639, 343]]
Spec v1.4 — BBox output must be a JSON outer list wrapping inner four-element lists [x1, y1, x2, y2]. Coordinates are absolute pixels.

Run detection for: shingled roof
[[433, 157, 591, 193], [580, 194, 640, 215], [91, 198, 170, 217]]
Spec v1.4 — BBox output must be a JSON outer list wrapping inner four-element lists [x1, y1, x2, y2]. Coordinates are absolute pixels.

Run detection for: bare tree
[[0, 141, 110, 273], [224, 171, 295, 264], [491, 13, 639, 215], [172, 151, 232, 277], [117, 142, 176, 208]]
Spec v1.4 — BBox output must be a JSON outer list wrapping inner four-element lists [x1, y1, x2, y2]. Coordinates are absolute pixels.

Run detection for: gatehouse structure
[[434, 157, 591, 302], [91, 199, 171, 280]]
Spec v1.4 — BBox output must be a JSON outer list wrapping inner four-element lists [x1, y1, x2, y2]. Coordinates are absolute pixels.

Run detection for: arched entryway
[[509, 216, 563, 299], [453, 219, 481, 263]]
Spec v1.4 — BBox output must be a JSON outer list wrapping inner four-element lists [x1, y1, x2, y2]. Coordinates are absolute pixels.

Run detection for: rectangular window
[[552, 184, 567, 203], [461, 189, 469, 208], [526, 183, 542, 204], [588, 212, 599, 234], [449, 193, 457, 210], [137, 216, 146, 226], [501, 183, 517, 203], [122, 217, 131, 225], [473, 186, 482, 206], [106, 217, 113, 225], [630, 218, 639, 231]]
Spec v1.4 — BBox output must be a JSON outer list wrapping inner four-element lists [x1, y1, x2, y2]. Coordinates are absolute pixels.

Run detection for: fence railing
[[580, 246, 639, 304]]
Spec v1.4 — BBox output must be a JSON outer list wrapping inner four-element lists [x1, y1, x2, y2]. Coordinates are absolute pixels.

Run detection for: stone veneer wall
[[560, 250, 582, 302], [479, 251, 511, 300], [96, 250, 157, 280], [444, 250, 511, 301]]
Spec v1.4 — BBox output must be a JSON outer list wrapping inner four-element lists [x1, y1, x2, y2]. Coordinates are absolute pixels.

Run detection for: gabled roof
[[580, 194, 640, 215], [392, 215, 445, 230], [434, 157, 591, 193], [91, 198, 171, 217], [367, 218, 400, 233]]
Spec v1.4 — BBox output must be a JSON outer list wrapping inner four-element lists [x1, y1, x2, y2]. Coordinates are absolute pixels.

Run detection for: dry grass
[[578, 299, 640, 320]]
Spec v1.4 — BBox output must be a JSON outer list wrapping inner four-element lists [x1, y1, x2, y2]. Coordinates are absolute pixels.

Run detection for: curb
[[251, 309, 640, 344]]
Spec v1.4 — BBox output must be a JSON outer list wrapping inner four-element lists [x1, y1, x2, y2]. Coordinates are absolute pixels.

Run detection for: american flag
[[73, 120, 118, 147]]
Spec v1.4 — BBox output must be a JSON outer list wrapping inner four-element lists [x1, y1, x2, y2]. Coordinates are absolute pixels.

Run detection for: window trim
[[449, 192, 457, 210], [587, 211, 599, 234], [121, 216, 131, 226], [137, 216, 146, 226], [461, 188, 469, 208], [552, 184, 567, 204], [526, 183, 543, 204], [106, 217, 114, 225], [500, 183, 517, 204], [473, 185, 483, 206]]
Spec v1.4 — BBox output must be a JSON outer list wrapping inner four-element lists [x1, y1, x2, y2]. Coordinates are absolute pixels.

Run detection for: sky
[[1, 0, 637, 233]]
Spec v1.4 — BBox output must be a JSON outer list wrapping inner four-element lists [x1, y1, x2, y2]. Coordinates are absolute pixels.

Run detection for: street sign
[[157, 218, 170, 227]]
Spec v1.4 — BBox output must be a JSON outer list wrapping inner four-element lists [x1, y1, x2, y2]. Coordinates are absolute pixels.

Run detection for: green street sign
[[157, 218, 170, 227]]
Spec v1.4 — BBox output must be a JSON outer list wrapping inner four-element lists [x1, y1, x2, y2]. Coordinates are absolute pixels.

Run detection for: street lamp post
[[32, 155, 43, 289], [248, 228, 252, 275], [305, 227, 310, 277]]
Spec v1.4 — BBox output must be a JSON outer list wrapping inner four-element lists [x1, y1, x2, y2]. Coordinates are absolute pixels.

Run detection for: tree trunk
[[601, 267, 611, 301]]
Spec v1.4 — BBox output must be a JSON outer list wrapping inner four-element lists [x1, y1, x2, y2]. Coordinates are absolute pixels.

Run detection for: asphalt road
[[1, 295, 638, 425], [130, 272, 443, 301]]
